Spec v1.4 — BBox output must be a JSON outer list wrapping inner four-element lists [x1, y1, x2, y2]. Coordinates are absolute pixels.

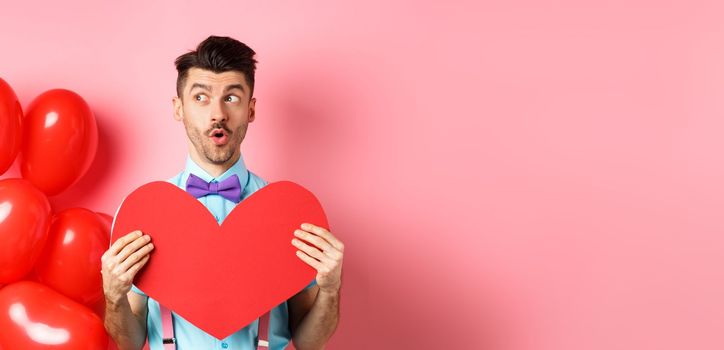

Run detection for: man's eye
[[195, 94, 208, 102], [225, 95, 240, 103]]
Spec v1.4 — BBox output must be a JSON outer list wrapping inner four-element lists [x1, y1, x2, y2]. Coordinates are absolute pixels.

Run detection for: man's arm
[[288, 223, 344, 349], [289, 285, 340, 349], [101, 230, 155, 350], [104, 290, 148, 350]]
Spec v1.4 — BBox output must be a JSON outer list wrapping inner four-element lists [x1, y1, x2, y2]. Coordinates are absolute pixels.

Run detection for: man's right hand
[[101, 230, 154, 306]]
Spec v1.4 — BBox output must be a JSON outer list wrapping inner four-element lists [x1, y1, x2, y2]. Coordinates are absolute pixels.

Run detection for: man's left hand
[[292, 223, 344, 294]]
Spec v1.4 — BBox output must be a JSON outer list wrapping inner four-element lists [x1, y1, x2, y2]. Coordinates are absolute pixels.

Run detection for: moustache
[[206, 123, 232, 136]]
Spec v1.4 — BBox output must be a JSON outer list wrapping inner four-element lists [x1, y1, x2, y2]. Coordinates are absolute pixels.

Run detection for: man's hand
[[101, 230, 154, 306], [101, 230, 151, 350], [289, 223, 343, 348], [291, 223, 344, 294]]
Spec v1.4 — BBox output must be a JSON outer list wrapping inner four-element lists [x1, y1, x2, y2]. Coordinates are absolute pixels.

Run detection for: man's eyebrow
[[188, 83, 245, 94], [189, 83, 211, 92], [224, 84, 245, 94]]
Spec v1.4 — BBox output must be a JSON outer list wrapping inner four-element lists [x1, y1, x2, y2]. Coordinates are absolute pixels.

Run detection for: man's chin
[[203, 149, 235, 165], [206, 155, 233, 165], [198, 139, 240, 164]]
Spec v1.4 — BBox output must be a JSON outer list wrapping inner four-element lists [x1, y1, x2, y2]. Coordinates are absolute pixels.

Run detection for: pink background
[[2, 1, 724, 349]]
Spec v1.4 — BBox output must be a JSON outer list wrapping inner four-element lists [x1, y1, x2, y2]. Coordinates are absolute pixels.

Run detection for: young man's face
[[173, 67, 256, 166]]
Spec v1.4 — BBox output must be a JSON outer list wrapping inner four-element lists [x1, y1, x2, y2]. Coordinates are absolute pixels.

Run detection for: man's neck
[[189, 149, 240, 178]]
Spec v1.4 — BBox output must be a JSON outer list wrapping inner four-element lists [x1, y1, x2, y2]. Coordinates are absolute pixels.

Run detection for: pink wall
[[2, 1, 723, 348]]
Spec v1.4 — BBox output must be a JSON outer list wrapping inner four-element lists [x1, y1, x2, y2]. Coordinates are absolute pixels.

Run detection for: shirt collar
[[181, 153, 250, 189]]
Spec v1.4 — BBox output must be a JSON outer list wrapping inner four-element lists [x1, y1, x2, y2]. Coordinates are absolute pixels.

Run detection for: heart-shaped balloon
[[0, 77, 23, 176], [0, 281, 109, 349], [34, 208, 111, 307], [20, 89, 98, 196], [111, 180, 326, 339], [0, 178, 51, 284]]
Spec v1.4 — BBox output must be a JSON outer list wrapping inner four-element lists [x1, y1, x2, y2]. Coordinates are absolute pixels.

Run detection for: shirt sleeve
[[131, 283, 147, 297]]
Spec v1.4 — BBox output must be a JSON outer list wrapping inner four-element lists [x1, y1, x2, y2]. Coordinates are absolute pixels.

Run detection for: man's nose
[[210, 99, 228, 123]]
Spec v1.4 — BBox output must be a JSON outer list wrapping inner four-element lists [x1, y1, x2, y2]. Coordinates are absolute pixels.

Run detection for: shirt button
[[221, 343, 228, 349]]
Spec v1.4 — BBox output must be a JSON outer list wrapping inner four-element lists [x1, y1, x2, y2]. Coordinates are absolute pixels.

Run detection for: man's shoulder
[[166, 171, 184, 187], [244, 170, 269, 197], [247, 170, 269, 187]]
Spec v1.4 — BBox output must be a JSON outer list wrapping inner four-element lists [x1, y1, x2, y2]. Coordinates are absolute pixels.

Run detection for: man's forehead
[[186, 68, 248, 91]]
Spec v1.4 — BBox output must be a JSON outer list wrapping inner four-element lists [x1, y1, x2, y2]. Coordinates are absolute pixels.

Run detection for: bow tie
[[185, 173, 242, 203]]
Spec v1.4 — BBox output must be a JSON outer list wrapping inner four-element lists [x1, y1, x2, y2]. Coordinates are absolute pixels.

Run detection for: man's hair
[[174, 35, 258, 100]]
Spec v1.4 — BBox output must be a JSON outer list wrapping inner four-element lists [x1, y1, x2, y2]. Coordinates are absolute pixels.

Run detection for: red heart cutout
[[111, 181, 326, 339]]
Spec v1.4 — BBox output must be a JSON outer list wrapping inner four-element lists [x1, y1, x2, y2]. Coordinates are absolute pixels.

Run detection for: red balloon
[[0, 179, 51, 284], [34, 208, 110, 307], [0, 281, 109, 349], [0, 77, 23, 175], [96, 212, 114, 227], [20, 89, 98, 196]]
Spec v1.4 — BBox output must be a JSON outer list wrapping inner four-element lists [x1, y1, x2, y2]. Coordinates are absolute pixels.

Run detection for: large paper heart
[[111, 181, 326, 339]]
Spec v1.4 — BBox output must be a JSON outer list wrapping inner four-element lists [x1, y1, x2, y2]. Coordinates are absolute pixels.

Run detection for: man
[[101, 36, 343, 350]]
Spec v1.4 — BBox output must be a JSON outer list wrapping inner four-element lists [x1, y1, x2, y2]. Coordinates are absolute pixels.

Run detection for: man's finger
[[295, 250, 324, 270], [116, 234, 151, 264], [301, 223, 344, 252], [118, 242, 154, 273], [292, 238, 331, 263], [294, 229, 334, 254], [123, 254, 150, 281], [108, 230, 142, 256]]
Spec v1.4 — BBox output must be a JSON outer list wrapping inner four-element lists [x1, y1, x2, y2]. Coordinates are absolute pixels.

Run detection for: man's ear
[[172, 96, 183, 121], [249, 97, 256, 123]]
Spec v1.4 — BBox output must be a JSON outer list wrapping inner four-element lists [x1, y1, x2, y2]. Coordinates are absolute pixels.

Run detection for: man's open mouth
[[209, 129, 229, 145]]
